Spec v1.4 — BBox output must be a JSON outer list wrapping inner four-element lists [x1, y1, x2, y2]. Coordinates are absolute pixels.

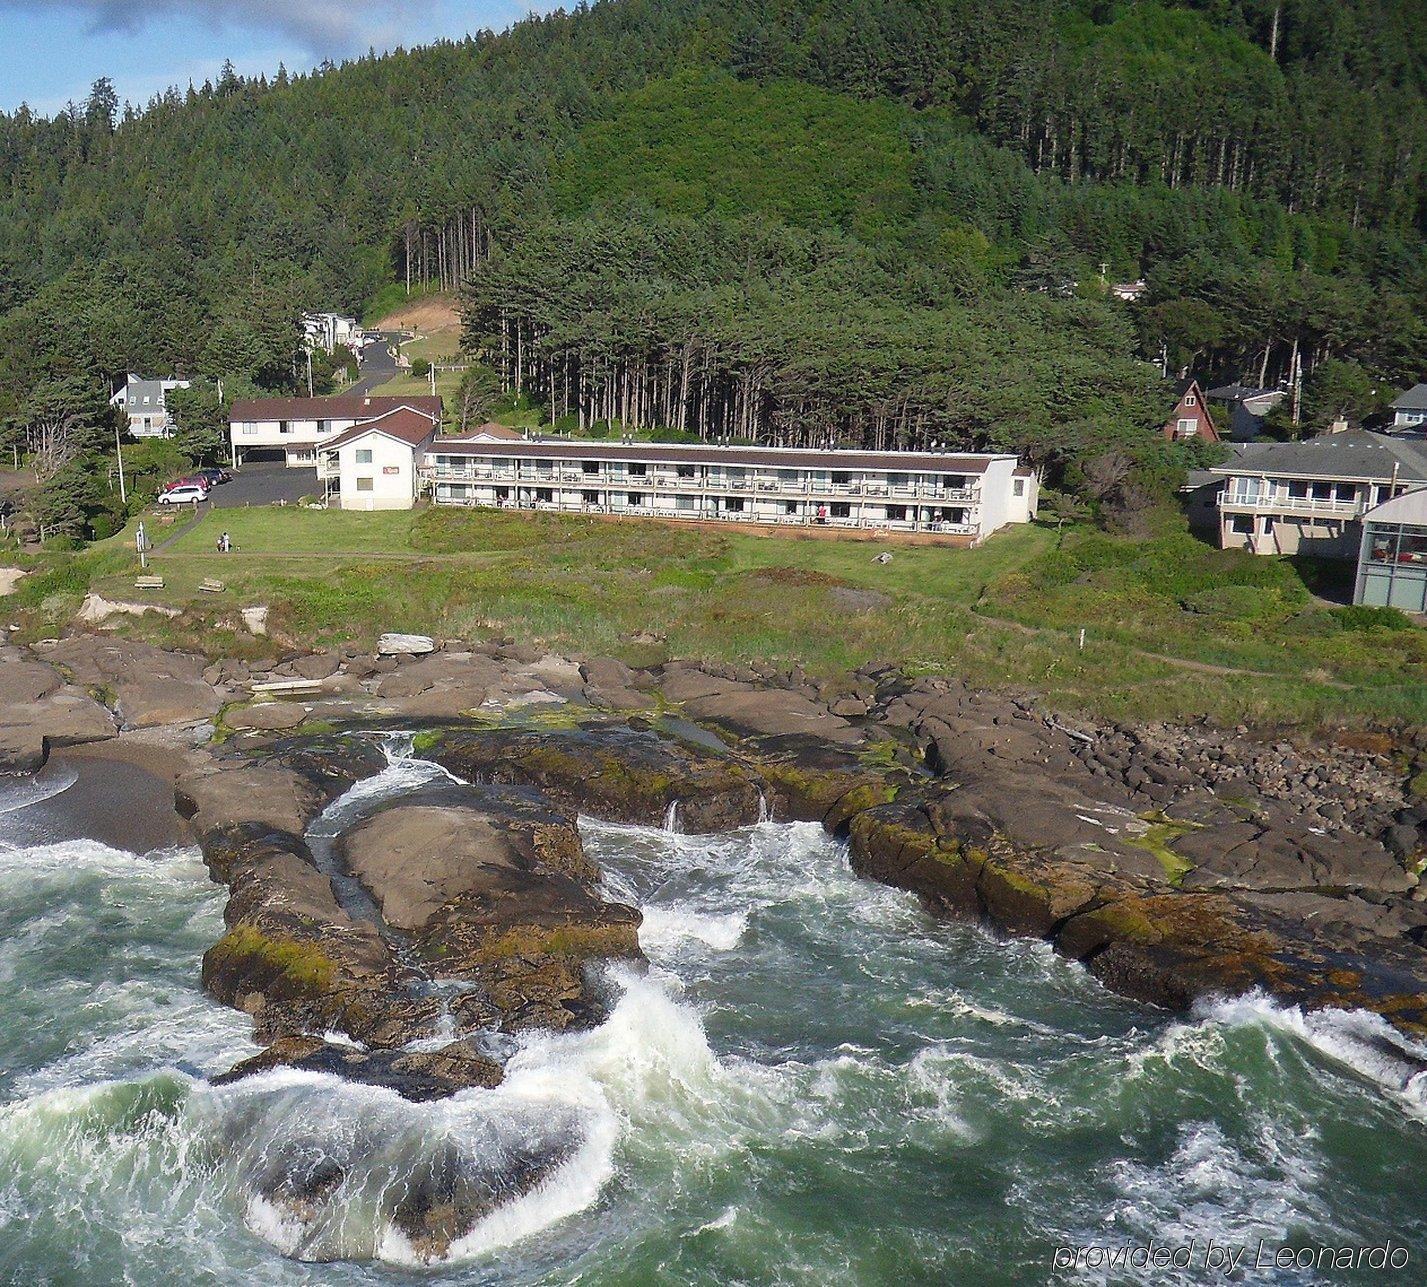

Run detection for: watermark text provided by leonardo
[[1052, 1238, 1410, 1276]]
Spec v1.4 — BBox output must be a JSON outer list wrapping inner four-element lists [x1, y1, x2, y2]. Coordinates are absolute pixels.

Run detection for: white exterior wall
[[231, 416, 363, 466], [335, 435, 421, 510]]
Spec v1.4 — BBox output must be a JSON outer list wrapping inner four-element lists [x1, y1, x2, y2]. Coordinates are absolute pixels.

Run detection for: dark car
[[195, 467, 232, 486]]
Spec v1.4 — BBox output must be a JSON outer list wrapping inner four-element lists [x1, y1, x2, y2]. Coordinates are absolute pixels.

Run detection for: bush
[[1180, 584, 1277, 621], [1331, 604, 1414, 632], [410, 357, 432, 379]]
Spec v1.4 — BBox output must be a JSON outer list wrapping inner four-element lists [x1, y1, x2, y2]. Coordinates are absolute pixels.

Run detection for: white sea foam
[[639, 903, 748, 952]]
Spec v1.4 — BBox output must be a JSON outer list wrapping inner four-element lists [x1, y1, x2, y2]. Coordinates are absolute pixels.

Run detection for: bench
[[134, 576, 165, 590], [198, 579, 226, 593]]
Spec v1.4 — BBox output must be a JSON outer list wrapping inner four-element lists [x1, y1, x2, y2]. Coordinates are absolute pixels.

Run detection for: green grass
[[370, 366, 465, 405], [12, 501, 1427, 729]]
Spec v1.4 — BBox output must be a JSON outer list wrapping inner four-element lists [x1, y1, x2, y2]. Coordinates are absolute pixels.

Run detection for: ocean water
[[2, 755, 1427, 1284]]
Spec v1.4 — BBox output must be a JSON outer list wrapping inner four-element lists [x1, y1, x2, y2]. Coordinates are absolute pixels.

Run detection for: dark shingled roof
[[230, 394, 442, 422], [1392, 383, 1427, 411], [324, 407, 439, 450], [1209, 430, 1427, 483]]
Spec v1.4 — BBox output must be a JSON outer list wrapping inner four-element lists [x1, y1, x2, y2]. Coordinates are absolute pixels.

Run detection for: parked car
[[157, 485, 207, 506], [195, 467, 231, 487], [162, 475, 209, 496]]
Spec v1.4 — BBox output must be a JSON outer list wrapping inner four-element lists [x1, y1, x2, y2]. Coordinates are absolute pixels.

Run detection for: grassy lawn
[[370, 367, 465, 405], [8, 502, 1425, 728]]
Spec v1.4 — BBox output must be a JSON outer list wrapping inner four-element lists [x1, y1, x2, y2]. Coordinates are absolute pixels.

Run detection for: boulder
[[289, 652, 340, 681], [0, 656, 118, 769], [39, 636, 219, 728], [211, 1035, 503, 1101], [177, 763, 329, 838], [377, 632, 436, 656], [338, 785, 640, 1031], [226, 702, 309, 733], [428, 724, 766, 833]]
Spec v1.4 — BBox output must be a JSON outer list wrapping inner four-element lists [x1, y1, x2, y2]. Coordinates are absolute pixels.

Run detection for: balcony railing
[[1222, 491, 1365, 515]]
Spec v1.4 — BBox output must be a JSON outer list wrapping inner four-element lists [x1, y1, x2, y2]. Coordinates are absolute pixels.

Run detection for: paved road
[[212, 462, 316, 507], [347, 330, 406, 397]]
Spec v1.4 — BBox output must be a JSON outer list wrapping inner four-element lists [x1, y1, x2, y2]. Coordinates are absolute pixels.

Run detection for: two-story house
[[228, 394, 442, 467], [1391, 383, 1427, 430], [110, 374, 191, 438], [1204, 383, 1287, 441], [1212, 429, 1427, 557]]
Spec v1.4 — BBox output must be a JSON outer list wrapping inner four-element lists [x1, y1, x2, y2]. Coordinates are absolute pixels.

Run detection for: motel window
[[1013, 479, 1026, 497], [831, 471, 850, 486], [943, 475, 966, 489], [536, 488, 554, 503], [723, 497, 745, 512], [676, 495, 695, 511], [830, 502, 851, 518], [582, 460, 600, 474], [785, 500, 799, 514], [355, 448, 373, 464], [727, 468, 746, 482], [495, 487, 510, 501], [676, 464, 696, 478], [628, 492, 644, 506], [356, 477, 374, 492], [778, 469, 796, 483], [447, 484, 468, 499], [629, 462, 647, 476], [886, 505, 908, 522], [581, 490, 599, 504], [888, 473, 910, 488]]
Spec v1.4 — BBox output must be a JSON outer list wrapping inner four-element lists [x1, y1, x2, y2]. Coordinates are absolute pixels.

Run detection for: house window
[[830, 502, 851, 518], [1013, 478, 1026, 497], [1184, 394, 1197, 406], [355, 448, 373, 464], [279, 420, 291, 434], [1176, 418, 1197, 437], [242, 425, 257, 435], [1229, 514, 1253, 534], [355, 477, 374, 492]]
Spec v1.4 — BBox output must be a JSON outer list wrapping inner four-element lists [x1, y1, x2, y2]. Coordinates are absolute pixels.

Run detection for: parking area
[[211, 462, 319, 508]]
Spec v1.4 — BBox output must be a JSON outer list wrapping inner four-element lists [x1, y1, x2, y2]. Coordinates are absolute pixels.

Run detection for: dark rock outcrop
[[428, 724, 765, 833]]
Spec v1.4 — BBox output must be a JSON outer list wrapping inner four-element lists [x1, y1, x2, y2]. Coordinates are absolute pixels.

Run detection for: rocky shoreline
[[5, 629, 1427, 1251]]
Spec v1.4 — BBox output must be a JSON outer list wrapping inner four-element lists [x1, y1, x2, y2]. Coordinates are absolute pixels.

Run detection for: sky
[[0, 1, 546, 115]]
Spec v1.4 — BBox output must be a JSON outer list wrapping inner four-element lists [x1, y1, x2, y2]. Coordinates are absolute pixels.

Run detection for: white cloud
[[7, 1, 436, 56]]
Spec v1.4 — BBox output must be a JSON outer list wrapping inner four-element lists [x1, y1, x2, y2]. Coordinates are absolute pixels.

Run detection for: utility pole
[[114, 423, 127, 505]]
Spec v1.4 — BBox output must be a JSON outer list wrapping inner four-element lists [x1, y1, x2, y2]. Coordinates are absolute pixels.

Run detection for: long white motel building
[[230, 397, 1040, 542]]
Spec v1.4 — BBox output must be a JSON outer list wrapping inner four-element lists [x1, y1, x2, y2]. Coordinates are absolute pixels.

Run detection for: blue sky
[[0, 2, 546, 115]]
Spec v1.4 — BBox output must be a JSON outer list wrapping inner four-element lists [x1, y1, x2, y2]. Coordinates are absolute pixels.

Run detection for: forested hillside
[[3, 0, 1427, 536]]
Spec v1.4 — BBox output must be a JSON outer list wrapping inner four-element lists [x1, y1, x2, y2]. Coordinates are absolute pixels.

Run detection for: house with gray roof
[[110, 374, 190, 439], [1391, 383, 1427, 429], [1210, 429, 1427, 557]]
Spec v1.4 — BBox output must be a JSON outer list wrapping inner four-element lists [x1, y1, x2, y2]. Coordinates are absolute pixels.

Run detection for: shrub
[[410, 357, 432, 379], [1180, 584, 1278, 621], [1331, 604, 1414, 632]]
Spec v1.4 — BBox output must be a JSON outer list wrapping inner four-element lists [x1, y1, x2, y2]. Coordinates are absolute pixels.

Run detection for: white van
[[157, 485, 206, 506]]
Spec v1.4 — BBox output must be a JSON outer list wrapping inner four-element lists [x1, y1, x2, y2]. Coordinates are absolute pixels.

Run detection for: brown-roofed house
[[228, 394, 442, 468], [1162, 378, 1219, 443]]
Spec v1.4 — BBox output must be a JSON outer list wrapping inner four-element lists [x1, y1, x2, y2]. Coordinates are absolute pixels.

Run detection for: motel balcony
[[1220, 489, 1367, 516]]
